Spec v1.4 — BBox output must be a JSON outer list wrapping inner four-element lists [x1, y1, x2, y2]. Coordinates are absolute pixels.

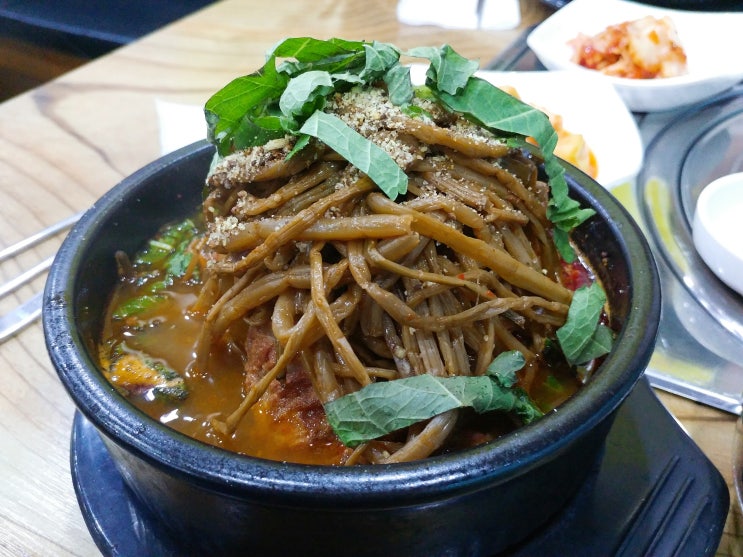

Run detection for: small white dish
[[409, 66, 643, 189], [527, 0, 743, 112], [692, 172, 743, 297]]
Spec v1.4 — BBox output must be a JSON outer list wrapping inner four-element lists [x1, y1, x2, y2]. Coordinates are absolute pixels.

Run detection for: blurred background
[[0, 0, 215, 101]]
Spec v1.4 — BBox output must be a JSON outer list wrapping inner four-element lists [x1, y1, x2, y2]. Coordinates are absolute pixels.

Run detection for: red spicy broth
[[97, 217, 594, 465]]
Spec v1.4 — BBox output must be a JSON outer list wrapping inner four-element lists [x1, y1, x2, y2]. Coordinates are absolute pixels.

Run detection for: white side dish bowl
[[527, 0, 743, 112], [692, 172, 743, 297], [410, 66, 644, 189]]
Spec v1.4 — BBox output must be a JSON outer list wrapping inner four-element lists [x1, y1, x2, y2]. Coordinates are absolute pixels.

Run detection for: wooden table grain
[[0, 0, 739, 555]]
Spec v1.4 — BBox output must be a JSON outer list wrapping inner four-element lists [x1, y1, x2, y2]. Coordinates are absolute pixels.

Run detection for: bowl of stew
[[43, 39, 661, 556]]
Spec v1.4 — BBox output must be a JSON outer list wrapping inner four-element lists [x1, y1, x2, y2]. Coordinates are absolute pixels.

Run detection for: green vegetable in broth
[[112, 218, 200, 320], [102, 348, 189, 402], [111, 294, 169, 320]]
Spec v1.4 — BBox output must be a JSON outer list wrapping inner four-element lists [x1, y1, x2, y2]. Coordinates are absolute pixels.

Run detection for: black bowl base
[[70, 377, 728, 557]]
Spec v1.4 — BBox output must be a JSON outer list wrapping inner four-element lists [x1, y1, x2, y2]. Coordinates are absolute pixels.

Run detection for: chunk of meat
[[243, 325, 349, 463]]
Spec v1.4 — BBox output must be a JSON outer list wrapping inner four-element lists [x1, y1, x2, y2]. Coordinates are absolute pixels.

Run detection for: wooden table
[[0, 0, 739, 555]]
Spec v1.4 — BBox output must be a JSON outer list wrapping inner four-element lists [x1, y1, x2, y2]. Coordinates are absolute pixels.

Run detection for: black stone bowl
[[43, 140, 660, 557]]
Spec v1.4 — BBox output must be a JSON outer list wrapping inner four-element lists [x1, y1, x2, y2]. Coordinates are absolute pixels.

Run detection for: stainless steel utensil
[[0, 211, 82, 341]]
